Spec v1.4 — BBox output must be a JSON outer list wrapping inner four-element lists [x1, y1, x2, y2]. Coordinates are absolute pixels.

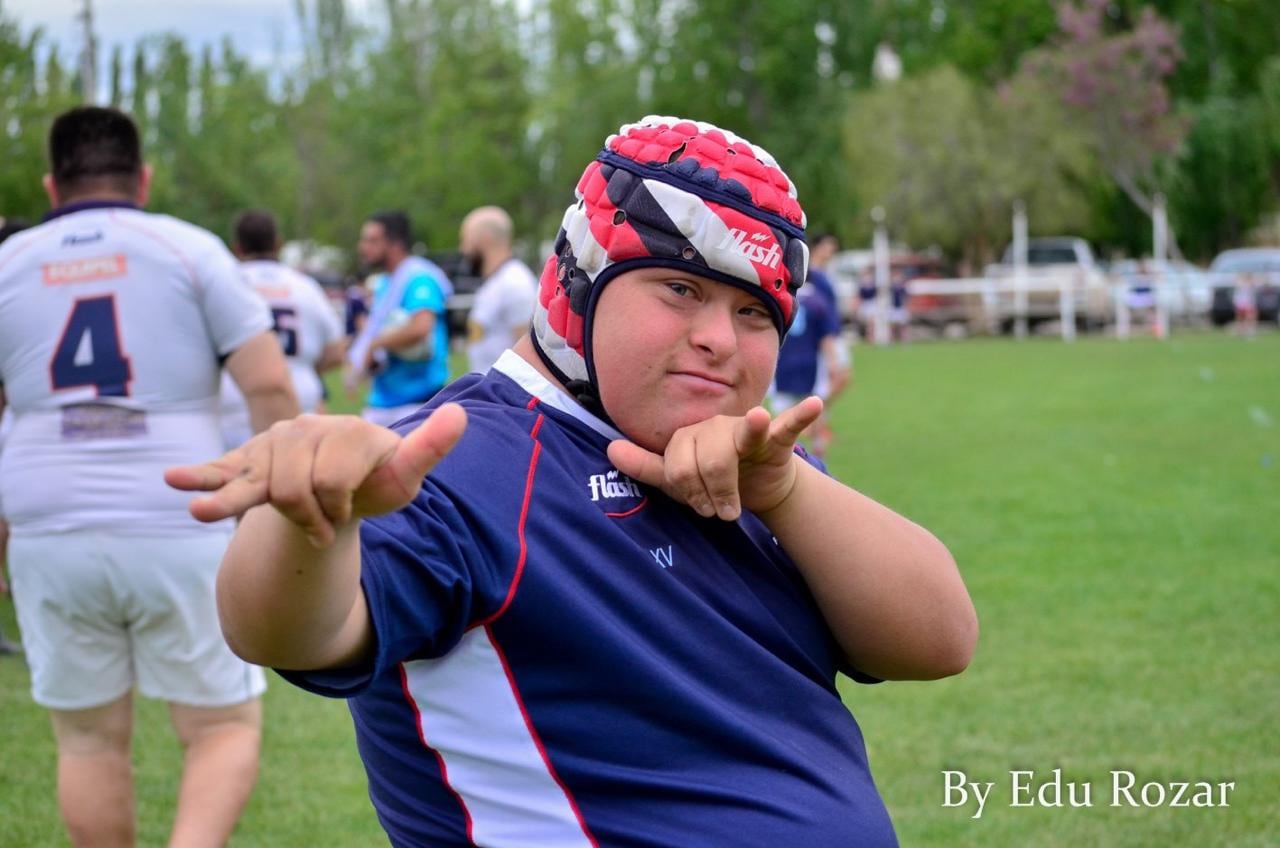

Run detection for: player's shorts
[[362, 403, 425, 428], [889, 306, 909, 324], [8, 530, 266, 711], [1127, 290, 1156, 309]]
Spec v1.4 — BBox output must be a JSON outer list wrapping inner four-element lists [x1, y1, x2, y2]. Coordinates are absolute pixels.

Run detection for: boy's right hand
[[164, 403, 467, 547]]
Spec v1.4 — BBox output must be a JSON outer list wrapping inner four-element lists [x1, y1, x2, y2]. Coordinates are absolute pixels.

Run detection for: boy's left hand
[[608, 396, 823, 521]]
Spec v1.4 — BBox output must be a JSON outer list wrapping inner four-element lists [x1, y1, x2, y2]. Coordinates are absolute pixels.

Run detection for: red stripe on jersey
[[398, 663, 477, 845], [485, 627, 601, 848], [475, 413, 544, 627]]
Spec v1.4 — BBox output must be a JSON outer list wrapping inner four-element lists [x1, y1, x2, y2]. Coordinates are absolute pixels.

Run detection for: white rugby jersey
[[0, 201, 271, 534], [219, 259, 342, 448], [466, 258, 538, 374]]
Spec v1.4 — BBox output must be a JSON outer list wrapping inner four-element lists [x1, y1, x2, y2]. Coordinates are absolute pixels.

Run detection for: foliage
[[1014, 0, 1186, 223], [1, 0, 1279, 265], [843, 66, 1094, 267], [0, 17, 78, 222]]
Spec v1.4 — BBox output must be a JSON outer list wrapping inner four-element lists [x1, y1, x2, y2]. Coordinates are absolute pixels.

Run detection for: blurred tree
[[843, 66, 1094, 268], [1167, 86, 1272, 259], [0, 15, 78, 220], [526, 0, 639, 244], [1015, 0, 1186, 229]]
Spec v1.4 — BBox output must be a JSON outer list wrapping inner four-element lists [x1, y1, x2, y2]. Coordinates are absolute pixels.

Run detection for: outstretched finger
[[170, 441, 272, 523], [355, 404, 469, 517], [163, 455, 245, 492], [391, 403, 469, 482], [186, 476, 271, 524], [768, 396, 823, 449]]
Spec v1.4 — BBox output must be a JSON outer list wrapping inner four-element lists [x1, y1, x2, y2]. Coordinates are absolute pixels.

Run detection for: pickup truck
[[987, 237, 1113, 332]]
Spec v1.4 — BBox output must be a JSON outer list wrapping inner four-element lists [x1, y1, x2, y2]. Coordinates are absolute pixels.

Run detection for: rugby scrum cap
[[530, 115, 809, 408]]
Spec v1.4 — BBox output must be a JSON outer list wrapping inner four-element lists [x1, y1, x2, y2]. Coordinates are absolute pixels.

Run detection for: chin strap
[[528, 331, 616, 428]]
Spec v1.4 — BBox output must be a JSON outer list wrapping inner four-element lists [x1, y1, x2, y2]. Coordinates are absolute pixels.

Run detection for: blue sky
[[4, 0, 377, 67]]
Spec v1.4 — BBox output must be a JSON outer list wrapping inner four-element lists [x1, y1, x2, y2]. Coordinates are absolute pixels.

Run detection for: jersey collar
[[42, 199, 138, 223], [491, 349, 624, 442]]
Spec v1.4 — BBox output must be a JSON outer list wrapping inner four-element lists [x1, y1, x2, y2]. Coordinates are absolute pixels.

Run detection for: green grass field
[[1, 332, 1277, 846]]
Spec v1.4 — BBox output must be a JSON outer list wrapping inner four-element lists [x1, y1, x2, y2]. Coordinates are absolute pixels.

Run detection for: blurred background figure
[[219, 209, 346, 449], [1233, 272, 1259, 338], [459, 205, 537, 374], [346, 211, 453, 426], [771, 276, 843, 458], [804, 232, 852, 452], [343, 274, 370, 341]]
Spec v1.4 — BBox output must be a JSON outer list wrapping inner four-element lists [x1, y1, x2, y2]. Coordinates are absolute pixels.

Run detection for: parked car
[[988, 236, 1113, 331], [1207, 248, 1280, 325]]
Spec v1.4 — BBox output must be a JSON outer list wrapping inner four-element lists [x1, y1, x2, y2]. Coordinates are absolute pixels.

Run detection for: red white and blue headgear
[[530, 115, 809, 409]]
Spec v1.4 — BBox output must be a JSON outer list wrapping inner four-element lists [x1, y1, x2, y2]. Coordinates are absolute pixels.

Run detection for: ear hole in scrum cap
[[529, 115, 809, 411]]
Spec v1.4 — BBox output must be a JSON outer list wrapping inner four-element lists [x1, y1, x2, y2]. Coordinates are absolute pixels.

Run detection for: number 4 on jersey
[[50, 295, 133, 397]]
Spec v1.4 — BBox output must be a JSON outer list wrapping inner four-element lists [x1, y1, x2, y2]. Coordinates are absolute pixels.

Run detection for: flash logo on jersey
[[588, 469, 642, 502], [43, 255, 128, 285], [715, 228, 781, 270]]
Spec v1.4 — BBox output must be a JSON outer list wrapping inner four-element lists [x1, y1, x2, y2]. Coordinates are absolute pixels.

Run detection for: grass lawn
[[1, 331, 1276, 845]]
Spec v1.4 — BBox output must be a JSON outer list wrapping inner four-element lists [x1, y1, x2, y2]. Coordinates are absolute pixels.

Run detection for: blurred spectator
[[346, 211, 453, 425], [1234, 272, 1259, 338], [459, 206, 537, 374]]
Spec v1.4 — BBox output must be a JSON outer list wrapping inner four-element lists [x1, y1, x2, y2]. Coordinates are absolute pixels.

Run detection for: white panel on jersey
[[401, 627, 595, 848]]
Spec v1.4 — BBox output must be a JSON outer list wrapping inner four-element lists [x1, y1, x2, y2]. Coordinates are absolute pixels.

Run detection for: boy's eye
[[666, 282, 692, 297]]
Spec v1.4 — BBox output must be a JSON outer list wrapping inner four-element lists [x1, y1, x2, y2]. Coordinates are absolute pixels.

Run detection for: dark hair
[[811, 231, 840, 250], [367, 210, 412, 249], [0, 218, 30, 246], [233, 209, 279, 256], [48, 106, 143, 197]]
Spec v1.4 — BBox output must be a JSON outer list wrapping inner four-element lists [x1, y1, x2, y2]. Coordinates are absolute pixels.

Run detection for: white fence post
[[1060, 274, 1077, 342], [1153, 194, 1170, 339], [1013, 202, 1028, 340]]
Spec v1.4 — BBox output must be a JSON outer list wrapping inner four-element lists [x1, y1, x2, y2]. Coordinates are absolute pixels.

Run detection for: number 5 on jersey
[[50, 295, 133, 397]]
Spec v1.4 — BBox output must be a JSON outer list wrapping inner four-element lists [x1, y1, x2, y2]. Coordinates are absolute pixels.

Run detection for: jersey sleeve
[[402, 271, 447, 315], [195, 242, 273, 356], [278, 409, 537, 698]]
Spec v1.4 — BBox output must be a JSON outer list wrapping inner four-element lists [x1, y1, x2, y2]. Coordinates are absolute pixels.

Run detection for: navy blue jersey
[[807, 267, 839, 319], [891, 281, 909, 310], [774, 288, 838, 396], [282, 351, 896, 847]]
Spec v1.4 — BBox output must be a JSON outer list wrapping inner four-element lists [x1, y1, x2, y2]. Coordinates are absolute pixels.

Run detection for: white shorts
[[362, 403, 425, 428], [9, 530, 266, 710]]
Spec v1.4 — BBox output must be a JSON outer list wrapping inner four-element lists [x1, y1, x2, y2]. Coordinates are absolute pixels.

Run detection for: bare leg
[[50, 693, 136, 848], [167, 697, 262, 848]]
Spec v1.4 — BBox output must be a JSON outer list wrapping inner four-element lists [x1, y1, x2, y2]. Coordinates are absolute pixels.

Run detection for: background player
[[0, 106, 298, 848], [220, 209, 345, 448], [458, 205, 537, 374], [345, 211, 453, 425]]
